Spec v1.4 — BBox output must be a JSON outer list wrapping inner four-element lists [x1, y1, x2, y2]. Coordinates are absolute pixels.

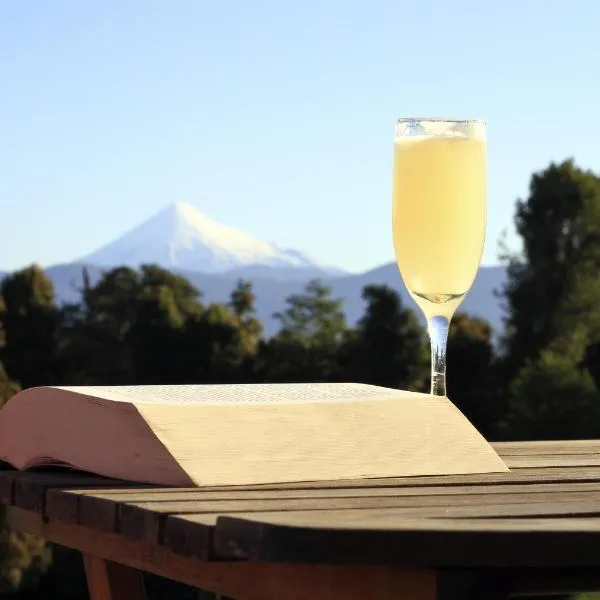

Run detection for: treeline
[[2, 159, 600, 598], [0, 265, 498, 430]]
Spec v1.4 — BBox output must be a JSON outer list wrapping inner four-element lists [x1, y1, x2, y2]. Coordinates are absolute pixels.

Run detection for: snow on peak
[[79, 202, 326, 274]]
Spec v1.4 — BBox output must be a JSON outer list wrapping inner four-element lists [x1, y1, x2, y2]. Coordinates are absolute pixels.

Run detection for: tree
[[182, 302, 259, 384], [0, 265, 63, 388], [497, 160, 600, 440], [341, 285, 426, 390], [60, 265, 205, 385], [229, 280, 263, 357], [500, 160, 600, 379], [0, 303, 19, 409], [447, 313, 501, 437], [129, 266, 204, 384], [59, 266, 142, 384], [138, 264, 203, 319], [230, 280, 255, 319], [274, 279, 347, 348], [262, 280, 347, 382], [0, 362, 19, 411], [498, 351, 600, 440]]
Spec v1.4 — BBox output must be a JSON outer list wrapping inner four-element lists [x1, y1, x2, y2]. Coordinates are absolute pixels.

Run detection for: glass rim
[[395, 117, 486, 125]]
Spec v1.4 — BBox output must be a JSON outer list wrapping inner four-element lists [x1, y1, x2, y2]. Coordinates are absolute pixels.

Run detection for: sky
[[1, 0, 600, 274]]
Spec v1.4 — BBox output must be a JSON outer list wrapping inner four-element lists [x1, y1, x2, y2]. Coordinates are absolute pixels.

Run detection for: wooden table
[[4, 440, 600, 599]]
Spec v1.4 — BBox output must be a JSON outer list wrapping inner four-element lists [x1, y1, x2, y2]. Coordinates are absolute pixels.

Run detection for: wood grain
[[10, 472, 135, 515], [504, 455, 600, 468], [10, 463, 600, 509], [491, 440, 600, 455], [8, 442, 600, 570], [213, 513, 600, 567], [118, 488, 600, 544], [8, 507, 435, 600], [42, 481, 600, 546]]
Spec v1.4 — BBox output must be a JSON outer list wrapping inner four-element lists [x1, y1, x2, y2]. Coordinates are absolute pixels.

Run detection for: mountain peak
[[167, 201, 205, 218], [79, 203, 331, 275]]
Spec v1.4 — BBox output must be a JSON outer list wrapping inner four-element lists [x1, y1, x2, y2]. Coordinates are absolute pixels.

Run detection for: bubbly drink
[[392, 132, 486, 319]]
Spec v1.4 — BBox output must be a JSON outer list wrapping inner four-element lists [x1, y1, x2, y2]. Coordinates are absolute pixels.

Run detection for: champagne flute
[[392, 118, 487, 396]]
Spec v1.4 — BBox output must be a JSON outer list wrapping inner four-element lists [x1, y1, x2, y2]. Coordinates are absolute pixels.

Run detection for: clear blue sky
[[1, 0, 599, 273]]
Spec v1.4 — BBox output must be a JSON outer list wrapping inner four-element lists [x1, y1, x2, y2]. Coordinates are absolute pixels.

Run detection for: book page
[[54, 383, 412, 405], [10, 384, 509, 486], [136, 394, 510, 486]]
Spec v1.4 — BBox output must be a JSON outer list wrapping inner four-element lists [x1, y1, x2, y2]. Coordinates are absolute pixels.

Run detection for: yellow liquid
[[392, 135, 486, 319]]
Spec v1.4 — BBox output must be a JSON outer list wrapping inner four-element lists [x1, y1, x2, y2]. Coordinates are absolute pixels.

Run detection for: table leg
[[83, 554, 147, 600]]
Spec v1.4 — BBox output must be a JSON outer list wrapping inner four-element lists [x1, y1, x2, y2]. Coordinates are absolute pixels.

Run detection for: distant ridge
[[0, 262, 507, 337]]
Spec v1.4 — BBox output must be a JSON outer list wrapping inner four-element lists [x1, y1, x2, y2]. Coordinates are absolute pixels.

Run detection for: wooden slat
[[6, 460, 600, 512], [9, 463, 600, 512], [7, 507, 435, 599], [505, 455, 600, 468], [492, 440, 600, 456], [45, 486, 177, 526], [15, 502, 600, 596], [47, 480, 600, 506], [212, 513, 600, 567], [44, 480, 600, 531], [10, 441, 600, 571], [46, 465, 600, 494], [80, 495, 121, 533], [10, 464, 600, 537], [118, 488, 600, 544], [7, 472, 138, 515], [164, 495, 600, 560], [43, 484, 600, 545]]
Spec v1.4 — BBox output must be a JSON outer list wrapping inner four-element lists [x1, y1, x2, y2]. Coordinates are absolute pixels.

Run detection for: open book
[[0, 383, 508, 487]]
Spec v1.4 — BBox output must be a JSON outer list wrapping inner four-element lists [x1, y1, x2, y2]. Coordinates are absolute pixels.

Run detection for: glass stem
[[427, 315, 449, 396]]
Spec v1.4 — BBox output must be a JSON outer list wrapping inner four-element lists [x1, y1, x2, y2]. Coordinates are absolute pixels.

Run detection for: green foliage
[[341, 285, 427, 390], [183, 303, 256, 383], [228, 280, 263, 356], [274, 279, 346, 349], [59, 265, 205, 384], [129, 266, 204, 384], [498, 159, 600, 440], [0, 265, 63, 388], [262, 280, 347, 381], [0, 517, 52, 596], [0, 312, 19, 411], [501, 160, 600, 377], [498, 351, 600, 440], [0, 363, 19, 411], [447, 313, 501, 437]]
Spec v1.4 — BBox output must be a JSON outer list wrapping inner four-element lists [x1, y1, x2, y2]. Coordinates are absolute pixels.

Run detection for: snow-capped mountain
[[80, 202, 338, 275], [1, 201, 508, 336]]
